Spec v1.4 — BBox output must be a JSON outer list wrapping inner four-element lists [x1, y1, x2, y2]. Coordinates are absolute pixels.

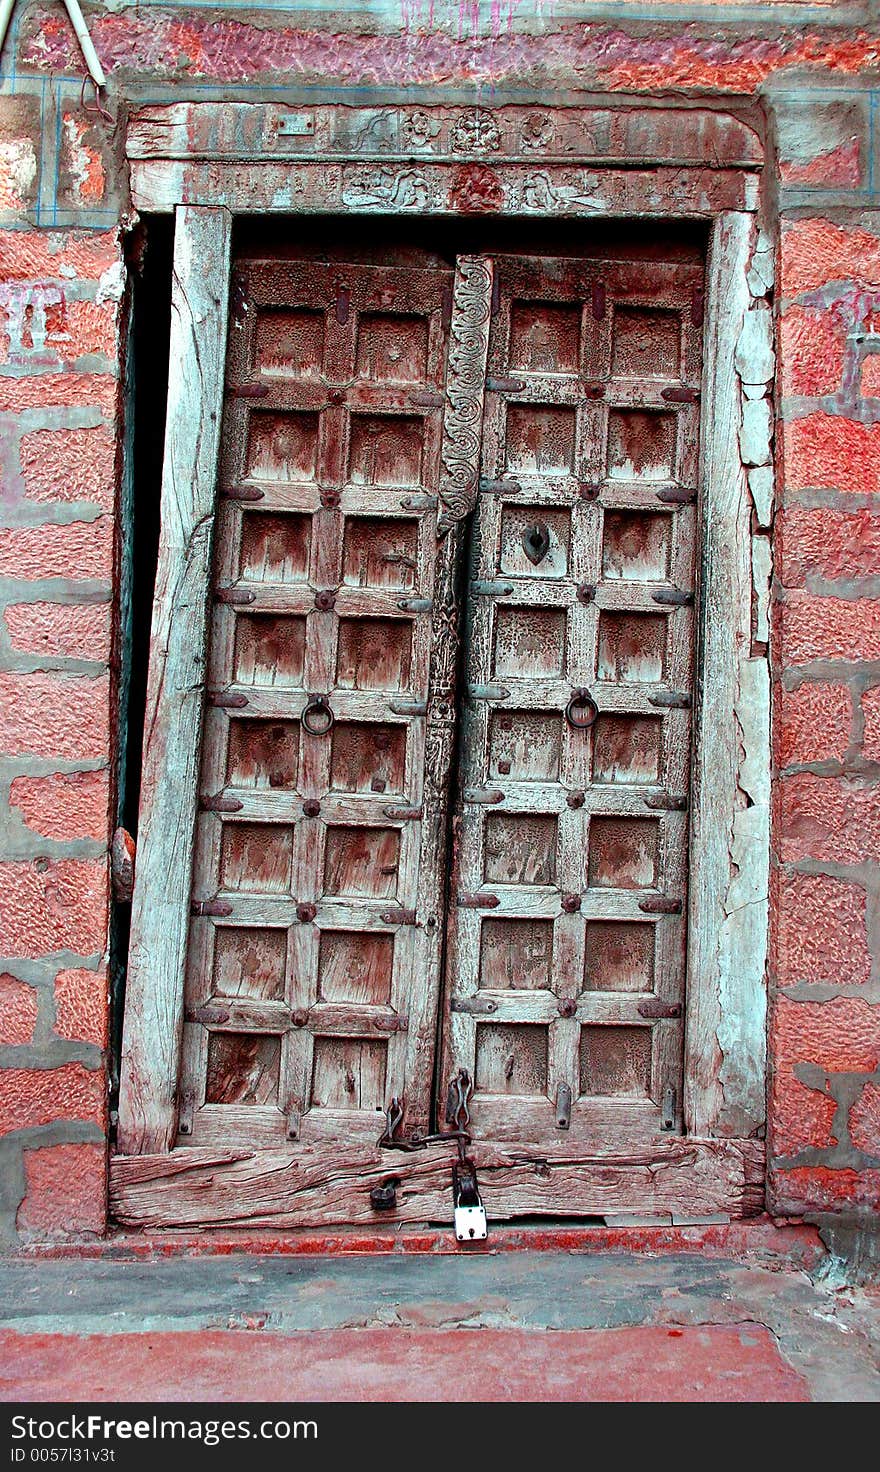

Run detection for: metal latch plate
[[454, 1205, 488, 1242]]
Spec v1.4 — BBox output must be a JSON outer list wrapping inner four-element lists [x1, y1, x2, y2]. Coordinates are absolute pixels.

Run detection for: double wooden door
[[120, 237, 704, 1194]]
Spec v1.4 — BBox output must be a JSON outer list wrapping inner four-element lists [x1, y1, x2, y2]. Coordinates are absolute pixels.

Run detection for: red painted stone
[[0, 1063, 104, 1135], [771, 996, 880, 1076], [861, 686, 880, 762], [775, 682, 851, 766], [779, 305, 847, 398], [0, 373, 118, 414], [781, 218, 880, 296], [4, 602, 110, 660], [780, 592, 880, 663], [0, 972, 38, 1045], [780, 140, 862, 191], [54, 967, 108, 1047], [0, 228, 118, 282], [0, 857, 108, 958], [860, 354, 880, 397], [779, 773, 880, 864], [849, 1081, 880, 1155], [773, 1165, 880, 1213], [783, 414, 880, 495], [19, 425, 116, 511], [10, 770, 110, 841], [775, 871, 871, 988], [0, 520, 112, 582], [778, 505, 880, 588], [769, 1069, 838, 1157], [0, 672, 109, 759], [16, 1142, 106, 1238], [0, 1324, 810, 1402]]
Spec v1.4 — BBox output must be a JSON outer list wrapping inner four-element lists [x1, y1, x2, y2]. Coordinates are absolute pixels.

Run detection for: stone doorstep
[[11, 1216, 827, 1269]]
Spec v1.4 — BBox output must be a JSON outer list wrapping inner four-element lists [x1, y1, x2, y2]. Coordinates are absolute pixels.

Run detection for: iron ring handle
[[565, 689, 599, 730], [302, 696, 334, 736]]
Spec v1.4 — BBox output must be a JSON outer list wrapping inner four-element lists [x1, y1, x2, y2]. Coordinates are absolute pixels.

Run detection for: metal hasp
[[453, 1159, 488, 1243]]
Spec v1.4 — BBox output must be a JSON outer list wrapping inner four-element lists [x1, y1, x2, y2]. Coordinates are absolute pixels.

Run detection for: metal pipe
[[0, 0, 17, 62], [61, 0, 106, 88]]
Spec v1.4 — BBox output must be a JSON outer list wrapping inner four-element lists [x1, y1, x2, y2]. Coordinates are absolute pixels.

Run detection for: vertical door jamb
[[685, 210, 768, 1139], [117, 205, 233, 1155]]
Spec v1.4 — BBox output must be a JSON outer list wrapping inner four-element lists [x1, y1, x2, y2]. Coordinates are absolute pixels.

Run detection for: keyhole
[[522, 522, 551, 566], [504, 1053, 515, 1081]]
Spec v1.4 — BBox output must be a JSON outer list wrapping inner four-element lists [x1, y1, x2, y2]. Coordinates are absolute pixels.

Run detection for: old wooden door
[[117, 228, 720, 1223], [441, 252, 703, 1152]]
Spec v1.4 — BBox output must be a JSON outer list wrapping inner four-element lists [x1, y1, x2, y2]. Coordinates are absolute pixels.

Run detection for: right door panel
[[444, 250, 704, 1150]]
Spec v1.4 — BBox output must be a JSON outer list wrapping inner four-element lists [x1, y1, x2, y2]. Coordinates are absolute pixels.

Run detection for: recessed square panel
[[211, 926, 287, 1002], [579, 1024, 651, 1096], [246, 411, 319, 482], [239, 512, 311, 583], [226, 718, 299, 789], [253, 308, 325, 379], [330, 722, 406, 795], [592, 715, 662, 785], [206, 1033, 281, 1105], [493, 606, 566, 680], [219, 822, 293, 893], [509, 301, 581, 374], [488, 711, 562, 782], [348, 414, 424, 486], [612, 307, 681, 379], [479, 918, 554, 991], [356, 313, 429, 383], [588, 817, 660, 890], [233, 613, 306, 688], [310, 1037, 387, 1111], [324, 826, 400, 898], [583, 921, 656, 994], [596, 612, 667, 684], [500, 505, 571, 578], [336, 618, 412, 692], [505, 405, 576, 474], [342, 516, 418, 590], [318, 931, 394, 1006], [475, 1023, 548, 1095], [606, 410, 676, 481], [601, 511, 671, 582], [484, 813, 557, 885]]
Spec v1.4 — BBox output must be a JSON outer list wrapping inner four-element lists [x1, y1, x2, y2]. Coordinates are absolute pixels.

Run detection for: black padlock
[[369, 1177, 399, 1211]]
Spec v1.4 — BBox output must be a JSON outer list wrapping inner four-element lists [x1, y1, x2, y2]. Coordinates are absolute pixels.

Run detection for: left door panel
[[182, 254, 455, 1150]]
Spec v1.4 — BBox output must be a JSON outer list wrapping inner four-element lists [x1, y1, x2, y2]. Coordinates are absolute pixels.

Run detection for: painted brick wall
[[0, 0, 879, 1240], [769, 211, 880, 1215], [0, 214, 122, 1241]]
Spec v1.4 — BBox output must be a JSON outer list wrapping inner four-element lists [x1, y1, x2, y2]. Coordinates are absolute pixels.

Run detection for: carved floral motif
[[437, 255, 493, 537], [520, 113, 554, 151], [400, 109, 441, 150], [451, 109, 501, 154]]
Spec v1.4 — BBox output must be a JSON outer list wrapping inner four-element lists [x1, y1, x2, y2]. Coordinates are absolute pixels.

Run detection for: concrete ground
[[1, 1230, 879, 1402]]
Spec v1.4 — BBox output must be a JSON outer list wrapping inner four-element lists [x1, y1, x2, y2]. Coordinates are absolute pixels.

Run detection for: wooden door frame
[[112, 101, 771, 1228]]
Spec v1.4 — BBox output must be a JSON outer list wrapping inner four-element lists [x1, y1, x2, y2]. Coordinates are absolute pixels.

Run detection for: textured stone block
[[16, 1143, 106, 1238]]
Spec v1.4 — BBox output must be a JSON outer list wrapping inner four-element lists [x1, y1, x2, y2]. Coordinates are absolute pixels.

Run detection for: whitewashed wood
[[685, 212, 767, 1138], [117, 206, 232, 1156], [110, 1136, 765, 1228]]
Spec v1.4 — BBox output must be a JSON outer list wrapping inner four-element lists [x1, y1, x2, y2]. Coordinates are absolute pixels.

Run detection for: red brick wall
[[0, 224, 121, 1241], [0, 3, 878, 1241], [769, 216, 880, 1215]]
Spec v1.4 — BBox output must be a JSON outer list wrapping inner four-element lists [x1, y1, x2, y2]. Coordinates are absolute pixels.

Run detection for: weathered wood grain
[[117, 206, 232, 1155], [110, 1136, 765, 1228], [685, 212, 766, 1138]]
